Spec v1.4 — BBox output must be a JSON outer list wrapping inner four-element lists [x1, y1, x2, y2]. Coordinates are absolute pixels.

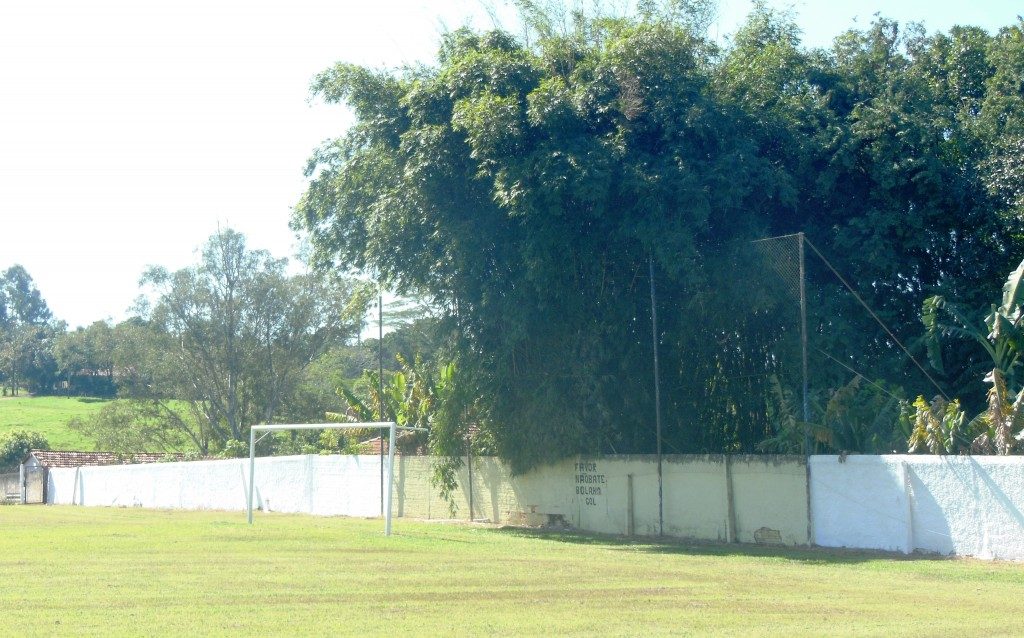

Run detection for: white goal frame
[[246, 421, 427, 535]]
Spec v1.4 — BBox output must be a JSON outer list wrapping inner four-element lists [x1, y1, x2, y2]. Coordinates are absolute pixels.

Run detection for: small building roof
[[358, 432, 426, 456], [358, 424, 478, 455], [357, 436, 390, 455], [24, 450, 184, 468]]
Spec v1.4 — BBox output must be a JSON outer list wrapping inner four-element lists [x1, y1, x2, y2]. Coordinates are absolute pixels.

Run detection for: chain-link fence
[[739, 233, 936, 455]]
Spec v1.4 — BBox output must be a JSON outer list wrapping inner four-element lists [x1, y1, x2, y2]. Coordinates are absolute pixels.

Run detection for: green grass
[[1, 507, 1022, 636], [0, 395, 110, 449]]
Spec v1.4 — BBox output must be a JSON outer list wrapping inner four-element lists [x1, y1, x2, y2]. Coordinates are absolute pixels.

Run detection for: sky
[[1, 0, 1021, 330]]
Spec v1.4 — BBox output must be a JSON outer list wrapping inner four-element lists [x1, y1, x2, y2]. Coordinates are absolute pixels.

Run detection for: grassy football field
[[1, 506, 1021, 636]]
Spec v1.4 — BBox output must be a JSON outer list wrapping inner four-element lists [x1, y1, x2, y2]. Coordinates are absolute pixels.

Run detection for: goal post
[[246, 421, 427, 535]]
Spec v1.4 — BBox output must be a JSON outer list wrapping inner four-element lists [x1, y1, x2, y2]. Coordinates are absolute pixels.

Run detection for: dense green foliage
[[0, 429, 48, 471], [0, 238, 420, 457], [294, 3, 1024, 469], [4, 4, 1021, 467], [0, 265, 61, 396], [68, 399, 195, 455], [69, 229, 368, 455], [52, 321, 116, 397], [329, 352, 481, 504], [911, 257, 1024, 454]]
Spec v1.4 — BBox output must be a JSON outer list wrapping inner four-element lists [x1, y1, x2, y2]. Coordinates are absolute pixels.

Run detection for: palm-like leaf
[[923, 295, 997, 373], [1001, 258, 1024, 315]]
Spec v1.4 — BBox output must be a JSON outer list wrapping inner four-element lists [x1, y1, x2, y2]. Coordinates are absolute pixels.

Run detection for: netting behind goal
[[739, 232, 930, 454]]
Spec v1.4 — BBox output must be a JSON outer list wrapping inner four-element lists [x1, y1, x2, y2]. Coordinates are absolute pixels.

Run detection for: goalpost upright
[[246, 421, 427, 535]]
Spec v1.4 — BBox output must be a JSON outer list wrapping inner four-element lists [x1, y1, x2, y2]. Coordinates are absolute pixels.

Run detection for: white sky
[[1, 0, 1020, 329]]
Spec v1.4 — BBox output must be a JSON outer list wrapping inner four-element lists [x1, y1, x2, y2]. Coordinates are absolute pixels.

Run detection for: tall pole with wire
[[649, 255, 664, 537], [799, 233, 810, 455]]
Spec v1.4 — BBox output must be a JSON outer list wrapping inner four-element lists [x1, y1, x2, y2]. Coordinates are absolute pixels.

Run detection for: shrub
[[0, 430, 49, 471]]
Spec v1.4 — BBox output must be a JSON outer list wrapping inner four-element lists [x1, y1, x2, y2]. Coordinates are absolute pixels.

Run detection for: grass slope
[[1, 507, 1022, 636], [0, 396, 109, 449]]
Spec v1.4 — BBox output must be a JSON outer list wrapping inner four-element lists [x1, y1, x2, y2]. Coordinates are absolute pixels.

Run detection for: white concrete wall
[[48, 455, 384, 516], [661, 456, 730, 540], [393, 455, 806, 543], [44, 452, 1023, 559], [810, 456, 911, 553], [810, 455, 1024, 560], [45, 453, 810, 544], [730, 456, 810, 546]]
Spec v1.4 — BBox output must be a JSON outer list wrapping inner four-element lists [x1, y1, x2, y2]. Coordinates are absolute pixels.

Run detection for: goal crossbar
[[246, 421, 427, 535]]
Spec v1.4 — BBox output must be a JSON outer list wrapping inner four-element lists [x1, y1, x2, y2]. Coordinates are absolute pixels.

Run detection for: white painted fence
[[44, 453, 1024, 560]]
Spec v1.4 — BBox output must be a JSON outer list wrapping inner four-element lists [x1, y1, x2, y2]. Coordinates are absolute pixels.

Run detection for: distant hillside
[[0, 396, 110, 450]]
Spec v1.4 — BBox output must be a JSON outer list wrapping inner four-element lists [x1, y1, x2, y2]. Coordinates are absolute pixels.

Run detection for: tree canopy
[[296, 5, 1024, 469], [71, 229, 367, 455], [0, 265, 60, 395]]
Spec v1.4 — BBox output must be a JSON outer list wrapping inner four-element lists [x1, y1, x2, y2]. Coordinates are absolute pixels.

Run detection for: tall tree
[[1, 265, 53, 326], [0, 265, 59, 395], [294, 4, 1024, 468], [53, 321, 116, 396], [108, 229, 366, 453]]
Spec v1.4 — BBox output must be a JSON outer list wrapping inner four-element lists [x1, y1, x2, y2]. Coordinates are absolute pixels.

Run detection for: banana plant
[[967, 368, 1024, 454], [920, 258, 1024, 453], [326, 354, 436, 453], [904, 395, 971, 454]]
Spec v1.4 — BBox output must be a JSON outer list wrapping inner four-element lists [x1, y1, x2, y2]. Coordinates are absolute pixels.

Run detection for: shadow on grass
[[76, 397, 110, 404], [490, 526, 952, 565]]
